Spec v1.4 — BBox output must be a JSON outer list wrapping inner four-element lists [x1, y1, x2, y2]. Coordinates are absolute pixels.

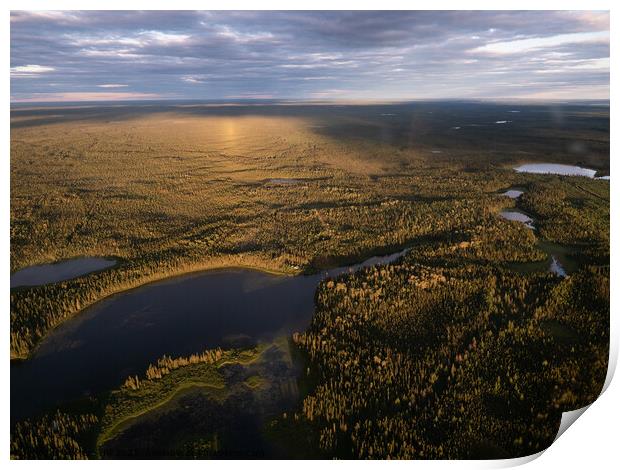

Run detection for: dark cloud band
[[10, 10, 610, 102]]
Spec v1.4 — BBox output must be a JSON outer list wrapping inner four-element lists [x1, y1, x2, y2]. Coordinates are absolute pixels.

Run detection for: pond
[[500, 189, 524, 199], [500, 210, 535, 230], [10, 249, 409, 422], [514, 163, 598, 178], [10, 257, 118, 288]]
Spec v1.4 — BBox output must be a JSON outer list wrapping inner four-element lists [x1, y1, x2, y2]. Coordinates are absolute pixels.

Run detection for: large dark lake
[[10, 250, 407, 421]]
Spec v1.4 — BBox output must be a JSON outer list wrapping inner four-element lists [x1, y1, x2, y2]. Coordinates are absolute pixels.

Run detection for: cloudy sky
[[10, 10, 610, 102]]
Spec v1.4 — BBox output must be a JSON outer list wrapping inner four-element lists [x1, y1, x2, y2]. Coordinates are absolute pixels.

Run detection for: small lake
[[500, 210, 535, 230], [10, 249, 408, 421], [10, 257, 117, 288], [514, 163, 598, 178], [501, 189, 524, 199]]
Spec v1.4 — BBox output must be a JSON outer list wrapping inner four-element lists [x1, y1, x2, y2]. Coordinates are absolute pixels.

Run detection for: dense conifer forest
[[10, 102, 609, 459]]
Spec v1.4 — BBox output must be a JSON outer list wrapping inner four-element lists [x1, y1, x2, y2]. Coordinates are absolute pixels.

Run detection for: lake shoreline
[[11, 244, 414, 361], [10, 256, 120, 289], [510, 161, 610, 178], [10, 257, 294, 361]]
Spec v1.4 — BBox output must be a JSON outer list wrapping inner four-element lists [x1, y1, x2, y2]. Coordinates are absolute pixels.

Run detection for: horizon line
[[10, 97, 611, 108]]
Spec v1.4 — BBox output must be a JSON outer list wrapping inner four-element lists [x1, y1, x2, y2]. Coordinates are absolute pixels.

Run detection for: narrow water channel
[[498, 167, 597, 277]]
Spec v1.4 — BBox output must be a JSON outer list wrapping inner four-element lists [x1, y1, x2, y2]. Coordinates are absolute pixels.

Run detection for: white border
[[3, 1, 616, 468]]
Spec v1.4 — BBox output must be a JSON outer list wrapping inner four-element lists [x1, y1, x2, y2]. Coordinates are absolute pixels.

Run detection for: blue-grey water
[[499, 205, 570, 278], [514, 163, 597, 178], [11, 257, 117, 288], [501, 189, 524, 199], [500, 210, 535, 230], [549, 256, 568, 278], [10, 249, 408, 421]]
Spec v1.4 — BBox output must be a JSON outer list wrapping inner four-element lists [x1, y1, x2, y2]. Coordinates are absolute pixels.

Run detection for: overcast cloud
[[10, 10, 610, 102]]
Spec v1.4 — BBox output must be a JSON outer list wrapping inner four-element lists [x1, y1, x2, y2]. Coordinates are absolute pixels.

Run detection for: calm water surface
[[10, 249, 408, 421], [514, 163, 597, 178], [500, 210, 535, 230], [11, 257, 117, 288], [501, 189, 524, 199]]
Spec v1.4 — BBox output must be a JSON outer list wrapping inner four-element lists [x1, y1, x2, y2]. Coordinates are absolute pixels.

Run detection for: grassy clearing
[[98, 347, 263, 446]]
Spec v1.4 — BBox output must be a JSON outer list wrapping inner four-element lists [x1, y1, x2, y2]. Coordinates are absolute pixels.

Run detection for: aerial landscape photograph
[[7, 6, 612, 462]]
